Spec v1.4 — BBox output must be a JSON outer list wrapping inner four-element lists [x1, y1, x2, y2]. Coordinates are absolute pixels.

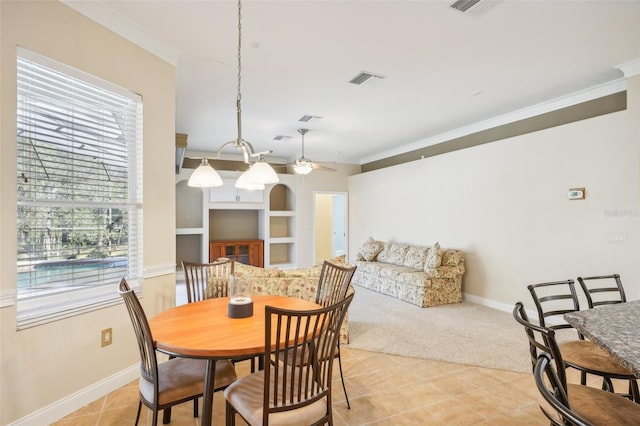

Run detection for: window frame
[[15, 47, 143, 329]]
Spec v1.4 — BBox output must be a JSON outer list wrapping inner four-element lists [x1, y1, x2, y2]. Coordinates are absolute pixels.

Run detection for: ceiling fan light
[[249, 160, 279, 184], [293, 162, 313, 175], [235, 166, 266, 190], [188, 159, 223, 187]]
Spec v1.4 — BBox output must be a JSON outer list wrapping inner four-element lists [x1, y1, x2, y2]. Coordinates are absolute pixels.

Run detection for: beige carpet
[[346, 285, 531, 373]]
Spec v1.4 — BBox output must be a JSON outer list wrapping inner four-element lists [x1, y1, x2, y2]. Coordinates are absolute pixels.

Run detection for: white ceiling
[[64, 0, 640, 166]]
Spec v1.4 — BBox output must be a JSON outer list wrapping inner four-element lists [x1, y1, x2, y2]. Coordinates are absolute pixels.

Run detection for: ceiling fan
[[291, 129, 336, 174]]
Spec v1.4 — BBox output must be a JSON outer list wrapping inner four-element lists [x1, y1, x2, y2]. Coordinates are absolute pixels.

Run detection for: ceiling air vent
[[349, 72, 384, 85], [298, 115, 322, 122], [273, 135, 292, 141], [450, 0, 500, 15]]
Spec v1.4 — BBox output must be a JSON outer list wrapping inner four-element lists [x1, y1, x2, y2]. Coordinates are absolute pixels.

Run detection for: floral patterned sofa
[[353, 238, 464, 307], [232, 260, 353, 343]]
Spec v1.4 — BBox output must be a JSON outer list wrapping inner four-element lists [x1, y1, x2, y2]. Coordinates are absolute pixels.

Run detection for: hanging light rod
[[188, 0, 278, 189]]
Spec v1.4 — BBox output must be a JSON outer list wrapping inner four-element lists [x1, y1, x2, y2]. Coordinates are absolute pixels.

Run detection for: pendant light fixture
[[188, 0, 279, 189]]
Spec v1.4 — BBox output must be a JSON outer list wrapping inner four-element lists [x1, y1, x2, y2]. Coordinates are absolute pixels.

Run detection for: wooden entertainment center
[[209, 239, 264, 267]]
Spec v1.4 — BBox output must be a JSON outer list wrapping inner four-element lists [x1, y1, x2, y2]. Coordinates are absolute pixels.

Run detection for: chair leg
[[162, 407, 171, 424], [629, 379, 639, 402], [337, 352, 350, 409], [152, 408, 158, 426], [135, 401, 142, 426], [226, 400, 236, 426]]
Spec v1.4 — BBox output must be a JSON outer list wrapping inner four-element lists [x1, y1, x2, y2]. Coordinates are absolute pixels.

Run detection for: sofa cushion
[[403, 246, 428, 270], [358, 237, 384, 261], [375, 242, 392, 263], [442, 249, 463, 266], [355, 260, 384, 276], [379, 264, 414, 280], [424, 242, 443, 270], [377, 243, 409, 266]]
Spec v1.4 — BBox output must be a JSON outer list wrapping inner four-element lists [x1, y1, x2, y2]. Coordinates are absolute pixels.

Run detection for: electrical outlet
[[101, 328, 112, 347]]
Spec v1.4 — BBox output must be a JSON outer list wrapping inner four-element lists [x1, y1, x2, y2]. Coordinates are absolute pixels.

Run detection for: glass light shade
[[228, 275, 253, 318], [235, 166, 265, 190], [293, 161, 313, 175], [249, 161, 279, 184], [229, 275, 252, 304], [188, 159, 223, 187]]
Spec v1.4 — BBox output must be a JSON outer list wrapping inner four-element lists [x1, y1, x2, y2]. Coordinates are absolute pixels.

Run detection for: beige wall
[[349, 75, 640, 311], [0, 1, 176, 423], [294, 164, 361, 267], [315, 194, 333, 264]]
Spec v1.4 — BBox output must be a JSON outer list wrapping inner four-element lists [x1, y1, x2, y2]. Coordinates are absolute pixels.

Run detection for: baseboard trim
[[463, 292, 539, 322], [10, 365, 139, 426]]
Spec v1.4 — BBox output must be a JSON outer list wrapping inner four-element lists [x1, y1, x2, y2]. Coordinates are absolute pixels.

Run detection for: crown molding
[[61, 1, 181, 66], [361, 77, 627, 164], [615, 58, 640, 78]]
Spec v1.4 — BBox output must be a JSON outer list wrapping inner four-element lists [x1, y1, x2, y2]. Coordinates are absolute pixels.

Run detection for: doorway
[[313, 192, 348, 265]]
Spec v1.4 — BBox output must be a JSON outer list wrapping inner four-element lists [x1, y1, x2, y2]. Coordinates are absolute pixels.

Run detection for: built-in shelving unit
[[266, 181, 295, 268], [175, 171, 298, 268]]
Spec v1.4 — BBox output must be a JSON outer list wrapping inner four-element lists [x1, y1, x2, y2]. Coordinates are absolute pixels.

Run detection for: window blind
[[16, 48, 143, 328]]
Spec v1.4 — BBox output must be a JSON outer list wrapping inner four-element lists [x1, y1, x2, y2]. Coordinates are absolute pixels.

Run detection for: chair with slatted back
[[513, 302, 640, 425], [118, 278, 237, 425], [182, 258, 235, 302], [315, 260, 357, 409], [527, 279, 639, 401], [576, 274, 626, 308], [269, 260, 357, 408], [224, 293, 354, 426], [181, 258, 258, 373]]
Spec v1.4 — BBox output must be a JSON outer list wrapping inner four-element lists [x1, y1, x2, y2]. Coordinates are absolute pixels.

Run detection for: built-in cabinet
[[175, 171, 297, 269], [209, 239, 263, 267]]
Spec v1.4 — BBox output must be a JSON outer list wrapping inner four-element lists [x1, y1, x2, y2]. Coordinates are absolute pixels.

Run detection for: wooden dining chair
[[182, 258, 235, 302], [224, 293, 354, 426], [315, 260, 357, 409], [118, 278, 237, 425], [576, 273, 626, 308], [513, 302, 640, 425], [527, 279, 639, 401], [182, 258, 259, 372]]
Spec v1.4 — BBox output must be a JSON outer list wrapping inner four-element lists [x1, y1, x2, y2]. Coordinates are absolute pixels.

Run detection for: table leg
[[202, 359, 217, 426]]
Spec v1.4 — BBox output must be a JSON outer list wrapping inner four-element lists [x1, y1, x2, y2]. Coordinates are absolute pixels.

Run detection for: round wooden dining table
[[149, 295, 322, 426]]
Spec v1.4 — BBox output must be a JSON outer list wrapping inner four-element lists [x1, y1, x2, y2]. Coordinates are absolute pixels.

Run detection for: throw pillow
[[403, 246, 429, 270], [359, 237, 384, 261], [387, 243, 410, 266], [424, 242, 443, 270], [376, 242, 392, 263]]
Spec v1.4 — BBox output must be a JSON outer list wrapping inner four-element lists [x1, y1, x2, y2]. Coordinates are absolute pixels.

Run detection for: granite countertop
[[565, 299, 640, 378]]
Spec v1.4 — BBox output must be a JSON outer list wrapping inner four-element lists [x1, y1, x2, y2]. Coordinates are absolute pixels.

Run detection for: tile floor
[[50, 280, 610, 425], [52, 347, 552, 425]]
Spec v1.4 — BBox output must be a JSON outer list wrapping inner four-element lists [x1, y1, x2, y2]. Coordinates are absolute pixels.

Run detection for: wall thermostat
[[568, 187, 585, 200]]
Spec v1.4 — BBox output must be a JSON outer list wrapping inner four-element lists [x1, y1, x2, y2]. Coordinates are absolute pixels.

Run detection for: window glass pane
[[16, 48, 143, 328]]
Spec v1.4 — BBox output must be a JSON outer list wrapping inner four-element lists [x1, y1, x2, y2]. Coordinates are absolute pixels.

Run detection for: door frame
[[312, 191, 349, 264]]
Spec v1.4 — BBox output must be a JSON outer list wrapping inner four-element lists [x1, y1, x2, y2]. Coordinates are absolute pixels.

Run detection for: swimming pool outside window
[[16, 48, 143, 328]]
